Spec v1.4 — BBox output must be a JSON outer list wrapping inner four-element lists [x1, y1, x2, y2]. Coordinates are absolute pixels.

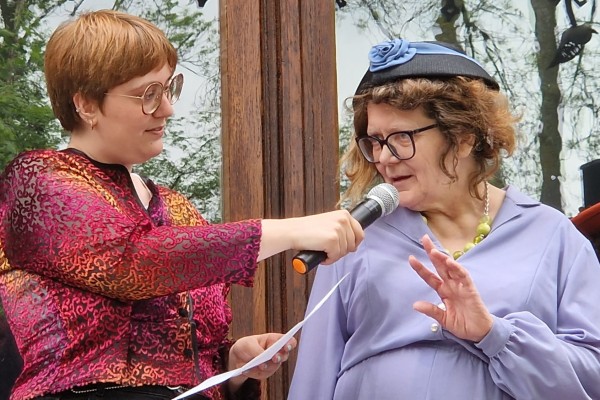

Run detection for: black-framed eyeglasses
[[104, 73, 184, 115], [355, 123, 439, 163]]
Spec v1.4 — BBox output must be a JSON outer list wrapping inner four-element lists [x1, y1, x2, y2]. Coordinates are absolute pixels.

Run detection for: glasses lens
[[167, 74, 184, 105], [142, 83, 163, 114], [388, 133, 414, 159], [357, 137, 377, 162]]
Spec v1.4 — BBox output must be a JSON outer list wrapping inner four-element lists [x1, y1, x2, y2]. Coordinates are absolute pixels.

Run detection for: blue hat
[[356, 38, 499, 93]]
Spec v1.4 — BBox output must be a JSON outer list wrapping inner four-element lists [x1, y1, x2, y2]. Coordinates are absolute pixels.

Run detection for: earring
[[486, 129, 494, 150], [88, 119, 96, 130]]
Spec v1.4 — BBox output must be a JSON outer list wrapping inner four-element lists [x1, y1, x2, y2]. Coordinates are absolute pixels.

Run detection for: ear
[[72, 92, 99, 129], [457, 133, 476, 158]]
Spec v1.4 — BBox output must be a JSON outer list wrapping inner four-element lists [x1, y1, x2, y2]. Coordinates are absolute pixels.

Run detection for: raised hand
[[409, 234, 494, 342]]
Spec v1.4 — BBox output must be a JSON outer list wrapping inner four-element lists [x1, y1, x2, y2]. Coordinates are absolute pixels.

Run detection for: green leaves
[[0, 0, 62, 167], [0, 0, 223, 221]]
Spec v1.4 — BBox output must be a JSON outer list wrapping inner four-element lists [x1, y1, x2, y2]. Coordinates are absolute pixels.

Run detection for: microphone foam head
[[367, 183, 400, 216]]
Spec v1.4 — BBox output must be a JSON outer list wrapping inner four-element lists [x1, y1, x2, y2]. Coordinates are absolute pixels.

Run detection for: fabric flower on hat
[[368, 39, 417, 72], [357, 38, 499, 93]]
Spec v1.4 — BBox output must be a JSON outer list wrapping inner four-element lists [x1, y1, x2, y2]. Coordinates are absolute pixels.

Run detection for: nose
[[377, 143, 400, 165], [153, 92, 175, 117]]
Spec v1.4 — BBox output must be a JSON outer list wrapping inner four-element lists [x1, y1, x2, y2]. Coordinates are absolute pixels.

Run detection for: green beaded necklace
[[423, 181, 492, 260]]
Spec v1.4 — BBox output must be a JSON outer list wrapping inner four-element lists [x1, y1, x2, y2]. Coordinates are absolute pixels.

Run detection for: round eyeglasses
[[104, 73, 184, 115], [355, 123, 439, 163]]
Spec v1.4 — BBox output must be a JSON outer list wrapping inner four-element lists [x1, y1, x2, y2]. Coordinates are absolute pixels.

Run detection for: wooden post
[[220, 0, 339, 398]]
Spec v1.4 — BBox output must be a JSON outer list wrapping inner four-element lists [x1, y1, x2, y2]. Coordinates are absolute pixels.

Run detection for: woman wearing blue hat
[[288, 39, 600, 400]]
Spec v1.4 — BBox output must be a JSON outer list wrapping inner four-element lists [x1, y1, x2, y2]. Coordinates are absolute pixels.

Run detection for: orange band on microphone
[[292, 259, 308, 274]]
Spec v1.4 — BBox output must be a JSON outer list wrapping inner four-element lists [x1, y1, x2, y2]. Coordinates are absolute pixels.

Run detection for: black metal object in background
[[581, 159, 600, 209]]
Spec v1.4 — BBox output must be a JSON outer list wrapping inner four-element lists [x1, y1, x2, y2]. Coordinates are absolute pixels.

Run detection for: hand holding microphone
[[292, 183, 400, 274], [258, 207, 364, 263]]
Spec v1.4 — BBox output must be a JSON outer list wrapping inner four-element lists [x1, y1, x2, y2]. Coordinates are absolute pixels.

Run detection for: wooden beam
[[220, 0, 339, 398]]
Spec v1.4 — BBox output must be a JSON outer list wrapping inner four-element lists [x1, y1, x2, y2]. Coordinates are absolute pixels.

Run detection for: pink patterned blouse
[[0, 149, 262, 400]]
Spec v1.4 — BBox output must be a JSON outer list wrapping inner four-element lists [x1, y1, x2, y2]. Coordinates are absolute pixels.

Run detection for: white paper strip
[[172, 272, 349, 400]]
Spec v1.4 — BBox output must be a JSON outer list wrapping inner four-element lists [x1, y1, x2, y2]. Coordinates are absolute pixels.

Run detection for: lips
[[390, 175, 411, 183], [146, 126, 165, 135]]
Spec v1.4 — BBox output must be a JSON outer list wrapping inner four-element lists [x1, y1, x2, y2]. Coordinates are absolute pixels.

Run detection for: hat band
[[368, 39, 485, 72]]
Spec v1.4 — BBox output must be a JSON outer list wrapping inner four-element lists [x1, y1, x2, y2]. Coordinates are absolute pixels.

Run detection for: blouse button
[[183, 348, 193, 358], [431, 323, 439, 332], [178, 308, 188, 318]]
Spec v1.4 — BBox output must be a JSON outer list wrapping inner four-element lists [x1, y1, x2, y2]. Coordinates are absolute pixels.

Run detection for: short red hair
[[44, 10, 178, 131]]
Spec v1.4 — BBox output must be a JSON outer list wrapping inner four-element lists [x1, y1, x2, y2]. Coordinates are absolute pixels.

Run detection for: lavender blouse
[[289, 186, 600, 400]]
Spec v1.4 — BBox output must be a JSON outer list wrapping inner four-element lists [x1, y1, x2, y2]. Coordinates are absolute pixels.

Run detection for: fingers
[[408, 255, 444, 291], [277, 339, 297, 357], [312, 210, 364, 265], [348, 213, 365, 249], [335, 215, 350, 263], [238, 335, 297, 380], [318, 210, 350, 263], [260, 209, 365, 264], [443, 258, 470, 282], [413, 300, 446, 324], [234, 334, 296, 367], [411, 236, 474, 290], [267, 342, 294, 366], [261, 334, 296, 364], [229, 337, 263, 371], [244, 359, 281, 379], [419, 235, 472, 282], [419, 235, 454, 281], [420, 234, 437, 253]]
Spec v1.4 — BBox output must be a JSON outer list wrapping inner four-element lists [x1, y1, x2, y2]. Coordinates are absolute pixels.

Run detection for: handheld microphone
[[292, 183, 400, 274]]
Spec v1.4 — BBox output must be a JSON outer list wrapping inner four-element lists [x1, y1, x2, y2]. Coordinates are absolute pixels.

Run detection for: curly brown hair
[[340, 77, 519, 206]]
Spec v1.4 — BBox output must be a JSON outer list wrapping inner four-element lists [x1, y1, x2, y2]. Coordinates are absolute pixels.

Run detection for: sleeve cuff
[[475, 315, 514, 357]]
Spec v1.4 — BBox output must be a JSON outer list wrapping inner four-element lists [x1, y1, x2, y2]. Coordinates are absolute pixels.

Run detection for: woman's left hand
[[409, 234, 494, 342], [227, 333, 296, 393]]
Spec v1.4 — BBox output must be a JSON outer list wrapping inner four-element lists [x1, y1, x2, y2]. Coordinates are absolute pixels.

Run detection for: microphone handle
[[349, 198, 382, 229], [292, 250, 327, 275], [292, 199, 382, 274]]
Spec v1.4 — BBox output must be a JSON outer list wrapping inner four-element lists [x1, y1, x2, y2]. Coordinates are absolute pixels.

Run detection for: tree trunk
[[435, 0, 462, 43], [531, 0, 563, 211]]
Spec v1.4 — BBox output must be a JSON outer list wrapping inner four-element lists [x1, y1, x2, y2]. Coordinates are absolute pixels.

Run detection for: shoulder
[[2, 150, 107, 188], [1, 150, 67, 187], [504, 185, 570, 221], [503, 185, 590, 246], [3, 149, 94, 175], [3, 149, 59, 170]]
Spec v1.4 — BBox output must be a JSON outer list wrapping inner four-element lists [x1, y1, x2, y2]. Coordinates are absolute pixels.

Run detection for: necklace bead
[[452, 215, 492, 259], [476, 221, 491, 236], [453, 182, 491, 259], [424, 182, 492, 260]]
